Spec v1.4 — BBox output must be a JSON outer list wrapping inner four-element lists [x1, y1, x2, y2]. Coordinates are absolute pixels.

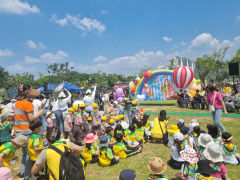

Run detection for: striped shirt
[[14, 99, 34, 135]]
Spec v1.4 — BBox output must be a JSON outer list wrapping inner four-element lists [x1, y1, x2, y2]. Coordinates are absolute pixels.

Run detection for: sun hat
[[0, 167, 13, 180], [92, 103, 98, 109], [173, 132, 184, 141], [72, 104, 79, 112], [84, 133, 98, 144], [46, 111, 52, 117], [198, 133, 213, 148], [196, 160, 217, 175], [11, 135, 27, 147], [87, 117, 92, 121], [58, 91, 66, 98], [99, 136, 110, 147], [178, 119, 185, 124], [203, 142, 223, 162], [167, 125, 180, 135], [80, 103, 86, 108], [189, 119, 199, 128], [109, 118, 115, 124], [180, 147, 199, 163], [148, 157, 167, 175], [119, 169, 136, 180]]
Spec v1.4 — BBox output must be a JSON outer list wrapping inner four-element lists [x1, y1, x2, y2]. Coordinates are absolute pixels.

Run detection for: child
[[91, 103, 104, 136], [203, 142, 228, 180], [198, 133, 213, 160], [167, 125, 180, 148], [196, 160, 217, 180], [135, 121, 145, 142], [83, 133, 99, 164], [79, 103, 90, 136], [113, 133, 140, 159], [105, 126, 115, 148], [114, 124, 124, 135], [126, 124, 143, 150], [168, 132, 186, 170], [86, 117, 93, 131], [0, 111, 13, 146], [109, 118, 116, 128], [142, 116, 150, 142], [207, 124, 221, 146], [64, 108, 74, 141], [98, 136, 119, 167], [120, 114, 129, 130], [147, 157, 168, 180], [115, 116, 120, 124], [177, 119, 190, 136], [221, 132, 240, 165], [180, 147, 199, 180], [46, 111, 54, 132], [25, 120, 45, 179], [130, 101, 140, 119], [0, 135, 27, 168]]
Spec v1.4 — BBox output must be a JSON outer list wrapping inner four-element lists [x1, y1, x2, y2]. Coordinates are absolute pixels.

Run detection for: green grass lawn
[[12, 105, 240, 180]]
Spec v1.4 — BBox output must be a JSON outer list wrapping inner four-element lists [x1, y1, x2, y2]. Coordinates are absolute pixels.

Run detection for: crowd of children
[[0, 99, 239, 180]]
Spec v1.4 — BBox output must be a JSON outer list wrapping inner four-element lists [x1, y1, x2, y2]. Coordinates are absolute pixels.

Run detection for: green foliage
[[168, 58, 177, 70], [0, 66, 9, 89]]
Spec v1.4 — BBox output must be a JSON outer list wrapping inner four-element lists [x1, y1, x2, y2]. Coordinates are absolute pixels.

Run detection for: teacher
[[206, 85, 227, 133]]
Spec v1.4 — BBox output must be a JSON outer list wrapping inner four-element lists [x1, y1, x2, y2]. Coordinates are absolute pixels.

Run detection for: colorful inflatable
[[173, 66, 194, 89], [134, 69, 178, 101]]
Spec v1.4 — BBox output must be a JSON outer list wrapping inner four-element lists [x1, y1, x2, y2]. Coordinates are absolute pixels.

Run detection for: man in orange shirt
[[14, 84, 44, 177]]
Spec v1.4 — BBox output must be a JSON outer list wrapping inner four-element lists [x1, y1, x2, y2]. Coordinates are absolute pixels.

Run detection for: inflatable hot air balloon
[[173, 66, 194, 89]]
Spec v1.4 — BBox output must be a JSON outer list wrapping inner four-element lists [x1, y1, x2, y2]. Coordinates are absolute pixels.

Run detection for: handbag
[[209, 92, 217, 112], [159, 120, 168, 145]]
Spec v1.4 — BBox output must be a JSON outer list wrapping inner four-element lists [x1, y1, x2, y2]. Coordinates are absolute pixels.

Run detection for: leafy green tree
[[0, 66, 9, 89], [168, 58, 177, 70]]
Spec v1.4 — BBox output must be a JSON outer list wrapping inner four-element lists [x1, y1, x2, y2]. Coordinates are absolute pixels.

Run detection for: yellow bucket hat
[[109, 118, 115, 124], [80, 104, 86, 108], [72, 104, 79, 112], [167, 125, 180, 135], [132, 101, 137, 105], [120, 114, 124, 119], [92, 103, 98, 109], [68, 108, 74, 112], [87, 117, 92, 121], [115, 116, 120, 121], [102, 116, 107, 121]]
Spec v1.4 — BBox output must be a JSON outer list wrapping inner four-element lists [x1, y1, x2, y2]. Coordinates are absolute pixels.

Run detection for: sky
[[0, 0, 240, 77]]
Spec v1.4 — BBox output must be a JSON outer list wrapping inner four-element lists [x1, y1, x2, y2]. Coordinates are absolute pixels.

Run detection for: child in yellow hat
[[130, 101, 140, 120], [63, 108, 74, 141], [90, 103, 104, 136]]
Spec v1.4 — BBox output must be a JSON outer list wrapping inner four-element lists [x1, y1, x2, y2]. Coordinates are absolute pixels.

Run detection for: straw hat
[[203, 142, 223, 162], [180, 147, 199, 163], [148, 157, 167, 175], [167, 125, 180, 136], [84, 133, 98, 144], [173, 132, 184, 141], [58, 92, 66, 98], [99, 136, 110, 147], [11, 135, 27, 147], [198, 133, 213, 148], [46, 111, 52, 117]]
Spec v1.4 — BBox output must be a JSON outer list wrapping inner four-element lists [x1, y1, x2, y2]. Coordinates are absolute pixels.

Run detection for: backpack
[[49, 142, 85, 180]]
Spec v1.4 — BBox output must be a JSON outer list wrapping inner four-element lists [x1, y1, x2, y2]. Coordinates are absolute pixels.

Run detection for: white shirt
[[32, 99, 42, 115], [5, 102, 14, 110], [58, 90, 72, 111]]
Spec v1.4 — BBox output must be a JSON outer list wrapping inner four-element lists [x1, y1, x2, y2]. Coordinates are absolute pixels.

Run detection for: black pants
[[126, 150, 139, 158], [110, 158, 119, 166], [90, 155, 99, 164], [168, 158, 184, 170]]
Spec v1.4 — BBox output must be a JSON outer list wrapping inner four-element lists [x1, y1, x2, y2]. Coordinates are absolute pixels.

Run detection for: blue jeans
[[211, 108, 226, 133], [39, 115, 46, 136], [54, 110, 64, 133]]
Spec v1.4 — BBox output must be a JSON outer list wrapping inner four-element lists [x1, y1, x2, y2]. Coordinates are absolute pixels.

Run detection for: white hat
[[113, 101, 118, 105], [58, 92, 66, 98], [86, 89, 92, 94], [203, 142, 223, 162], [198, 133, 213, 147], [46, 111, 52, 117], [173, 132, 184, 141], [178, 119, 184, 124]]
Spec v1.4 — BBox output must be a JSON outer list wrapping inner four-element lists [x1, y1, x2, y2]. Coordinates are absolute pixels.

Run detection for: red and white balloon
[[173, 66, 194, 89]]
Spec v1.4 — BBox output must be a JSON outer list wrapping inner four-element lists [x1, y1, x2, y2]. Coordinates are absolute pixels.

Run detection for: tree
[[0, 66, 9, 89], [168, 58, 177, 70]]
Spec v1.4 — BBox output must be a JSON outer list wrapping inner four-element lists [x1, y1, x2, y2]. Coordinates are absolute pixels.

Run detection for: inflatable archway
[[134, 69, 177, 101]]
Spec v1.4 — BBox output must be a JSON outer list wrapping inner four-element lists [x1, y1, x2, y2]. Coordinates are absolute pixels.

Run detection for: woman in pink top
[[206, 85, 227, 133]]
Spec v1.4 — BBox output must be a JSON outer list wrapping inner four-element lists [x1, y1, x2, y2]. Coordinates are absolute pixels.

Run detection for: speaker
[[228, 62, 239, 76]]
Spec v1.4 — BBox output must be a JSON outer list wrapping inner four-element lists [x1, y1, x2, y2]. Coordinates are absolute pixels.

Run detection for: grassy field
[[12, 105, 240, 180]]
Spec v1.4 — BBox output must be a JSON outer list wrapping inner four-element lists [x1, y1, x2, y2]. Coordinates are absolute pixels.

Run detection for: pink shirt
[[211, 163, 228, 179], [74, 113, 83, 126], [46, 118, 53, 128], [207, 91, 223, 109], [64, 114, 72, 132]]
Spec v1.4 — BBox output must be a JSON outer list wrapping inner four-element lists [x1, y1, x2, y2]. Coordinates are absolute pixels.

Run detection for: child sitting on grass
[[207, 124, 221, 146], [105, 126, 115, 148], [126, 124, 143, 150], [221, 132, 240, 165], [83, 133, 99, 164], [0, 111, 13, 146], [0, 135, 27, 168], [147, 157, 168, 180], [113, 133, 140, 159], [135, 121, 145, 142], [25, 120, 45, 179], [98, 136, 119, 167]]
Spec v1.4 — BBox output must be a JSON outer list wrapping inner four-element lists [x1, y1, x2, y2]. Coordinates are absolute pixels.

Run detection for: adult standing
[[123, 89, 133, 125], [39, 94, 50, 136], [54, 89, 72, 134], [206, 85, 227, 133], [14, 84, 44, 177], [83, 85, 97, 115]]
